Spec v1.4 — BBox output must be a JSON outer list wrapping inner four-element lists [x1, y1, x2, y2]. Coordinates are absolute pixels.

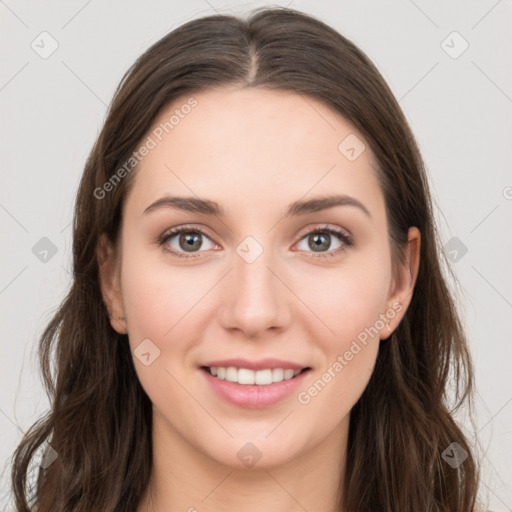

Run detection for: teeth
[[226, 367, 238, 382], [208, 366, 303, 385]]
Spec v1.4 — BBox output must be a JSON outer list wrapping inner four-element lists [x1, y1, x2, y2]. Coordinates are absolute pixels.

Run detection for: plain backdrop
[[1, 1, 511, 510]]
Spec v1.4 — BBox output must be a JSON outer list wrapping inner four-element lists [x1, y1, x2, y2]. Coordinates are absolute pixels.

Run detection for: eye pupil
[[180, 232, 202, 252], [309, 233, 330, 252]]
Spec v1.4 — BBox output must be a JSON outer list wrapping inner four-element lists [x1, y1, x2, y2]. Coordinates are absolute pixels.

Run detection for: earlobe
[[97, 234, 128, 334], [380, 227, 421, 340], [379, 300, 403, 340]]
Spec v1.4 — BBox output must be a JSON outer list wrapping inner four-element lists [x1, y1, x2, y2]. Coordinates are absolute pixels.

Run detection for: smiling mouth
[[200, 366, 311, 386]]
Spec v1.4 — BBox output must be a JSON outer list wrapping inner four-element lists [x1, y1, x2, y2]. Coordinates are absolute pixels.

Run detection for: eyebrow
[[143, 194, 371, 218]]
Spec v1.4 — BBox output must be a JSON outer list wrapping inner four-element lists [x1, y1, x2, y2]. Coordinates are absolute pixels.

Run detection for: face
[[99, 87, 419, 470]]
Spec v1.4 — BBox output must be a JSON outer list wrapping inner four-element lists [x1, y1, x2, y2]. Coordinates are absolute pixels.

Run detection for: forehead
[[124, 87, 384, 222]]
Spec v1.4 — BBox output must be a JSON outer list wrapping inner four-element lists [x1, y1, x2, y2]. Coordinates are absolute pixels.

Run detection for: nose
[[217, 248, 291, 339]]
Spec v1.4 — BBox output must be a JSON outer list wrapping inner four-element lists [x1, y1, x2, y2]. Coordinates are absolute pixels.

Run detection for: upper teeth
[[209, 367, 302, 385]]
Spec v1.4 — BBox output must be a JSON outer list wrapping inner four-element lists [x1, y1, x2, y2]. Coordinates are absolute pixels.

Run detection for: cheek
[[292, 250, 391, 401], [302, 253, 392, 345], [119, 249, 210, 412], [119, 246, 205, 354], [293, 266, 387, 422]]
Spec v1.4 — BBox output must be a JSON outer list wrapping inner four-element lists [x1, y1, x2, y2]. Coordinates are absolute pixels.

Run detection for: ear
[[380, 227, 421, 340], [97, 233, 128, 334]]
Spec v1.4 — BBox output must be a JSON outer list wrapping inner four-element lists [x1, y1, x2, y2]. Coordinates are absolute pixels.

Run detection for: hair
[[10, 6, 479, 511]]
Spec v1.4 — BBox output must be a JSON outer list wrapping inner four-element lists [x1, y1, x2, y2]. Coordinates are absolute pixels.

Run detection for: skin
[[98, 87, 420, 512]]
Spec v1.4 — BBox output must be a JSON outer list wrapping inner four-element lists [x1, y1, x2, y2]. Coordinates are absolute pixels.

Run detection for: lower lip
[[200, 368, 311, 409]]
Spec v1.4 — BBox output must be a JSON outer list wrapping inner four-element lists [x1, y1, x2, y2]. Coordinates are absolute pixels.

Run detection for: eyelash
[[158, 225, 354, 259]]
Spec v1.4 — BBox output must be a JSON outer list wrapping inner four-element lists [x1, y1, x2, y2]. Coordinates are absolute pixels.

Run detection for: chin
[[204, 435, 305, 471]]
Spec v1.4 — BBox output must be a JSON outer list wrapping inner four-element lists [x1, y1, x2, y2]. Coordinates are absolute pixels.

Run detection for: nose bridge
[[219, 238, 290, 336]]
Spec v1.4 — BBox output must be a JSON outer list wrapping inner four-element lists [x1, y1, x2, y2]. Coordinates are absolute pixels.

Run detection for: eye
[[159, 226, 217, 257], [295, 226, 353, 257], [158, 224, 353, 259]]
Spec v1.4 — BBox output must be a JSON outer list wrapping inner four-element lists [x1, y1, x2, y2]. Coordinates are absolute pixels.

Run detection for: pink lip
[[201, 358, 308, 371], [200, 367, 312, 409]]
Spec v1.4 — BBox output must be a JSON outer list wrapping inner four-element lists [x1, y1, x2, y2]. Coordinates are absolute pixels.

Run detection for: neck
[[138, 411, 348, 512]]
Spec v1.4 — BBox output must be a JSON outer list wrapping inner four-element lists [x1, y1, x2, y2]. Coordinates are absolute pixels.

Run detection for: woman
[[11, 7, 479, 511]]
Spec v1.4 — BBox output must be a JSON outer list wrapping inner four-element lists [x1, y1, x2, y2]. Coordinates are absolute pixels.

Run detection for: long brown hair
[[10, 7, 479, 511]]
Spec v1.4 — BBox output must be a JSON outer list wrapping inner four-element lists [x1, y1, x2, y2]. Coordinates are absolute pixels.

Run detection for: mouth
[[200, 365, 311, 386], [200, 363, 313, 409]]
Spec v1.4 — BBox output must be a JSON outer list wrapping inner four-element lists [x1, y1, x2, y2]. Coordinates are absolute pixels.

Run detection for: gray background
[[1, 1, 511, 510]]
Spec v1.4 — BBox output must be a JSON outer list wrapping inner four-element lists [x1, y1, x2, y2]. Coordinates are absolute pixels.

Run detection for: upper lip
[[201, 358, 310, 371]]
